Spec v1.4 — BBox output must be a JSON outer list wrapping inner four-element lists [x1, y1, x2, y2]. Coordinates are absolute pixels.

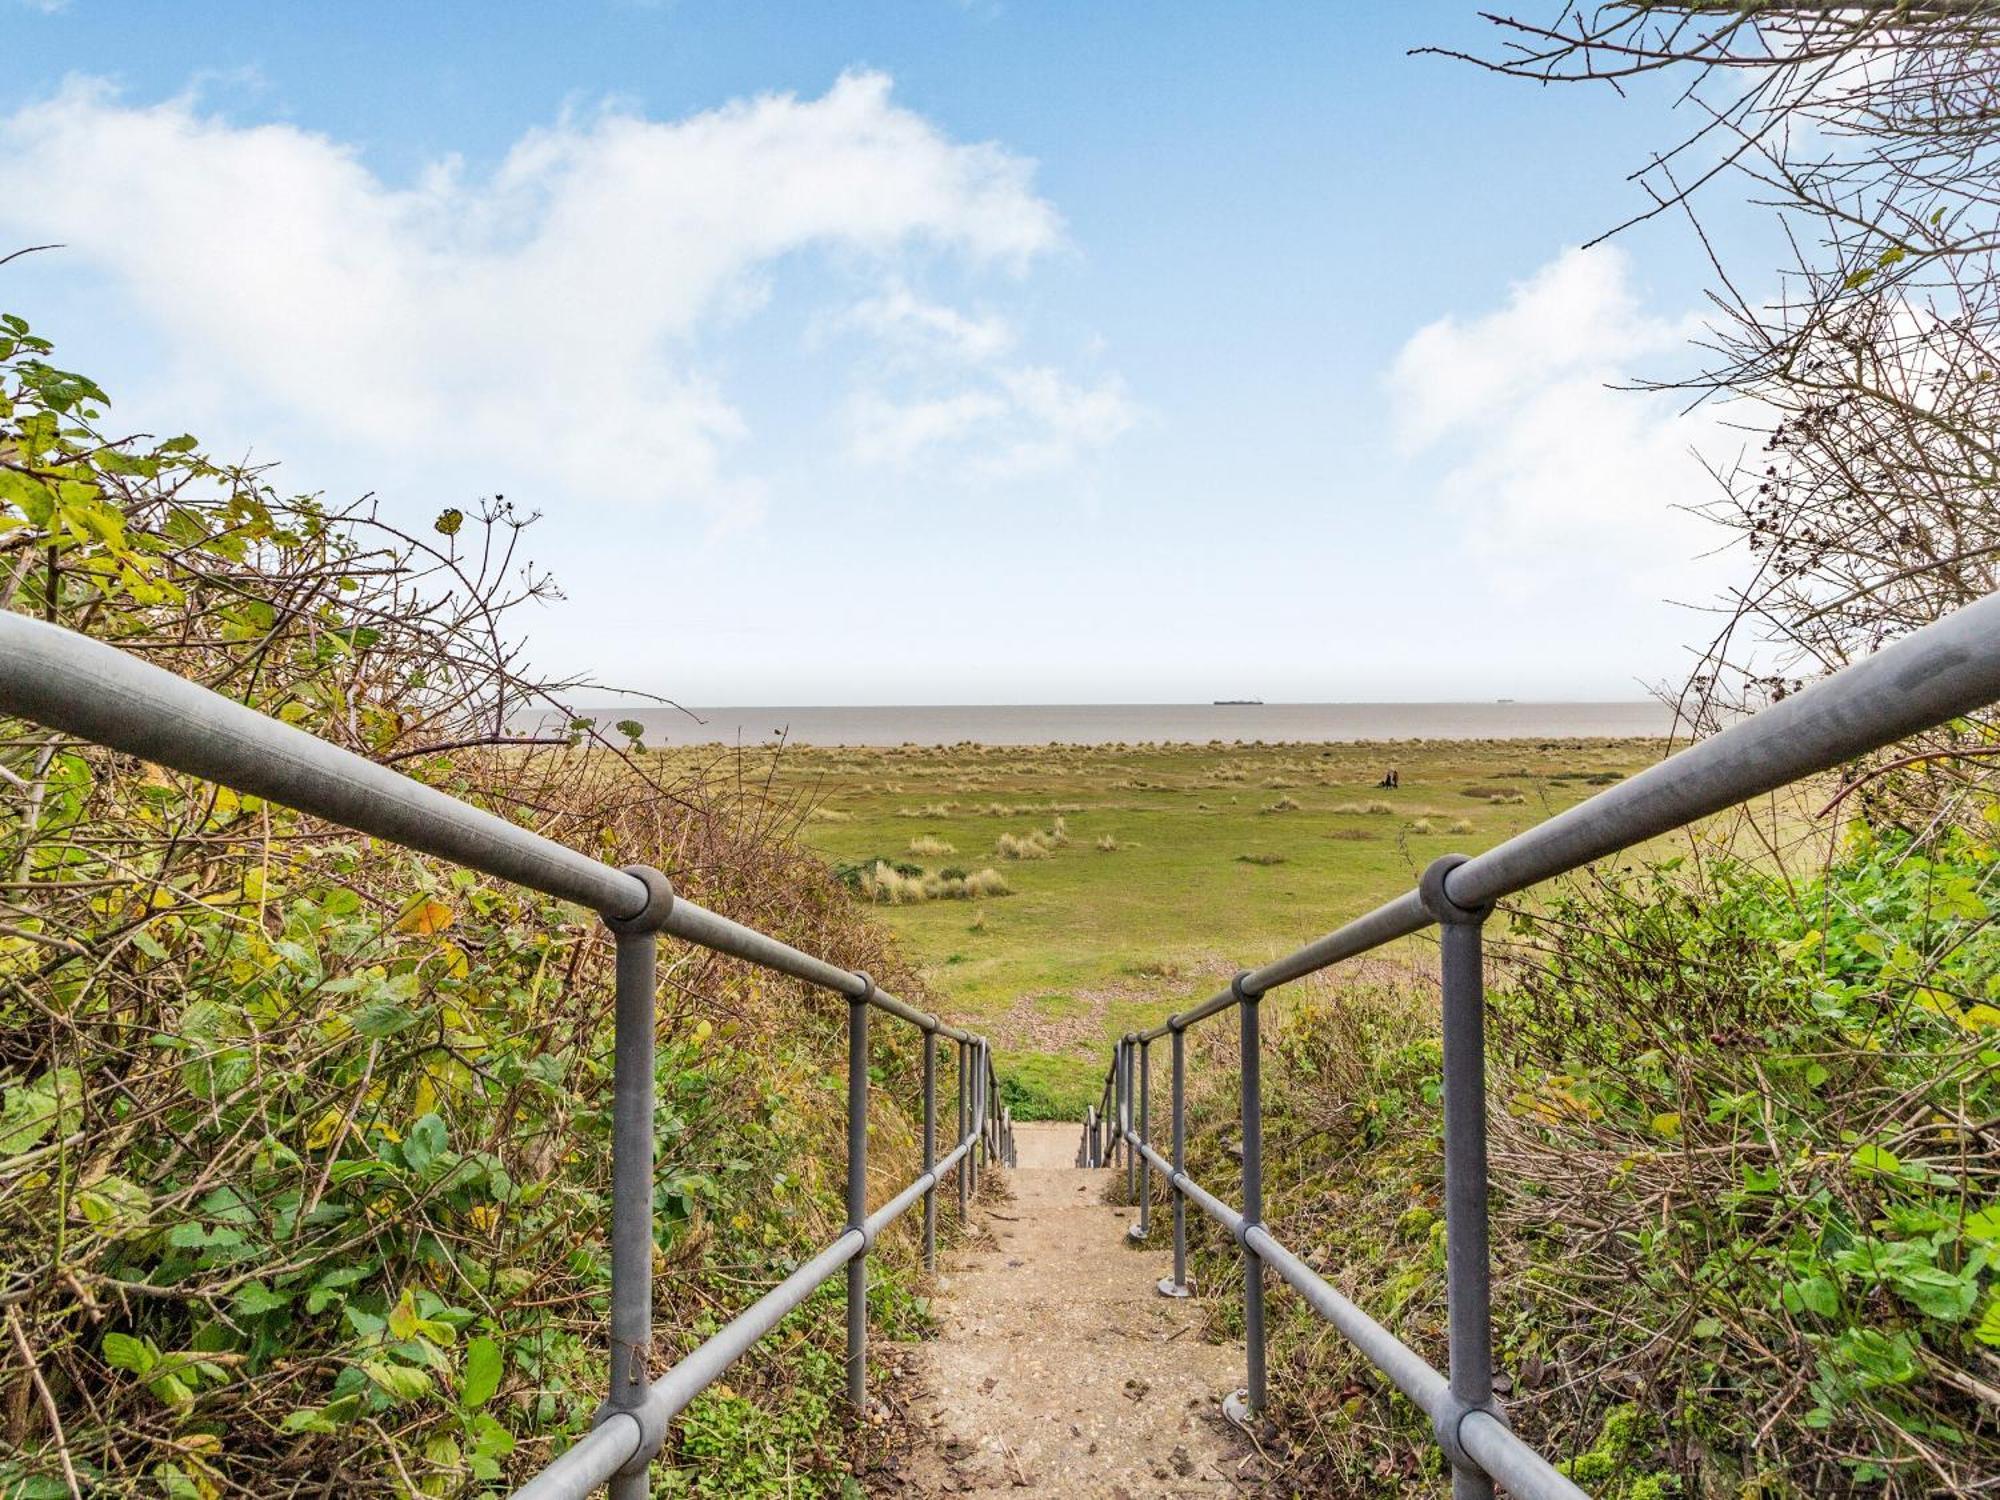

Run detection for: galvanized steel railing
[[0, 613, 1018, 1500], [1082, 592, 2000, 1500]]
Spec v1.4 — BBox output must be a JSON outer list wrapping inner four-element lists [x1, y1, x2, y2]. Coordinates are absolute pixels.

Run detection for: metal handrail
[[0, 612, 1017, 1500], [1085, 590, 2000, 1500]]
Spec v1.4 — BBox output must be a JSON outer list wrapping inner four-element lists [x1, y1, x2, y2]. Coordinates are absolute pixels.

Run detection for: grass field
[[664, 735, 1668, 1117]]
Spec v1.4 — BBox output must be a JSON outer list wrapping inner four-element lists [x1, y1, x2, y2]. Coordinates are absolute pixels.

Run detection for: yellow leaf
[[396, 899, 454, 936], [305, 1110, 345, 1150], [1965, 1004, 2000, 1031], [1650, 1112, 1682, 1140], [388, 1288, 421, 1341]]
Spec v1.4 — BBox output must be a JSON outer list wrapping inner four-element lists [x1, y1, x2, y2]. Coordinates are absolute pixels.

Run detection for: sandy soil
[[888, 1124, 1258, 1497]]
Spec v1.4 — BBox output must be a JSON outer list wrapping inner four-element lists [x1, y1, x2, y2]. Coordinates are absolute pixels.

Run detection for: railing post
[[1224, 973, 1266, 1427], [922, 1028, 937, 1274], [1124, 1038, 1138, 1195], [969, 1041, 983, 1197], [1129, 1038, 1151, 1242], [846, 975, 872, 1409], [1158, 1024, 1190, 1298], [600, 867, 674, 1500], [957, 1038, 970, 1218], [1422, 856, 1502, 1500]]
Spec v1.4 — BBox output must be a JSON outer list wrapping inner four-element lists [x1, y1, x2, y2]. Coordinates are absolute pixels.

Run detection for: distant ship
[[1214, 699, 1264, 706]]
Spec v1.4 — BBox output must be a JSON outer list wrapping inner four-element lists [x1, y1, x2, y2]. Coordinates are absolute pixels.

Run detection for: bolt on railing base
[[1221, 1389, 1257, 1430], [1155, 1276, 1191, 1299], [1125, 1222, 1146, 1243]]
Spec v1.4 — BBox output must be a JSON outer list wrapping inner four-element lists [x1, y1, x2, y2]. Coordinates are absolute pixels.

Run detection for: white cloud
[[839, 283, 1015, 363], [1387, 245, 1741, 601], [0, 71, 1077, 523], [845, 364, 1137, 478]]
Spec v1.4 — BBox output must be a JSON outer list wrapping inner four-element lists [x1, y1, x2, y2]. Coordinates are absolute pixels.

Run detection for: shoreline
[[570, 701, 1679, 749]]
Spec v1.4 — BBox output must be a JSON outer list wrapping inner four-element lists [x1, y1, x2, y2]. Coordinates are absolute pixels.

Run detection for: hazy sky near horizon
[[0, 3, 1767, 704]]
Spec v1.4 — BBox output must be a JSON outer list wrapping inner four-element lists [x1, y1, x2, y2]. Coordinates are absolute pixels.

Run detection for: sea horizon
[[571, 700, 1679, 748]]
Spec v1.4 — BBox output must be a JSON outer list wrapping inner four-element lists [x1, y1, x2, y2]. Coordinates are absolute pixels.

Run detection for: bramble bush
[[1178, 816, 2000, 1495], [0, 313, 955, 1497]]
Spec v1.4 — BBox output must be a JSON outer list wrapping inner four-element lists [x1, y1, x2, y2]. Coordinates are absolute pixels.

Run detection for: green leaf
[[460, 1336, 502, 1408], [231, 1280, 291, 1316], [402, 1113, 447, 1175], [1966, 1205, 2000, 1243], [1893, 1265, 1979, 1323], [1850, 1143, 1901, 1177], [1783, 1275, 1839, 1319], [0, 1068, 83, 1154], [360, 1358, 432, 1403], [1975, 1298, 2000, 1348], [102, 1332, 158, 1375]]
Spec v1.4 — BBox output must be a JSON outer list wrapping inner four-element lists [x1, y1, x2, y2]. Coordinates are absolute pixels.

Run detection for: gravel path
[[892, 1123, 1255, 1497]]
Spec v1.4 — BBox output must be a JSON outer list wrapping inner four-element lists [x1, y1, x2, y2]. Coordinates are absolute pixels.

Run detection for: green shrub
[[0, 313, 949, 1497], [1185, 824, 2000, 1495]]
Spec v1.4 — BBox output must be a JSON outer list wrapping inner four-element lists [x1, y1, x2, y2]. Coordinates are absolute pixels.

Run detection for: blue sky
[[0, 2, 1759, 703]]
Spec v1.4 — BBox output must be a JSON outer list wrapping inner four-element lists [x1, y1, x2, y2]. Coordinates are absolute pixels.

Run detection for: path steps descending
[[893, 1122, 1255, 1497]]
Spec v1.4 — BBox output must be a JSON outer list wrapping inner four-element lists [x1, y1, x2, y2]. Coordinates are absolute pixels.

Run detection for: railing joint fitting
[[1230, 969, 1263, 1004], [851, 970, 876, 1005], [1418, 854, 1494, 927], [602, 863, 675, 935], [1432, 1389, 1507, 1475], [591, 1393, 667, 1474]]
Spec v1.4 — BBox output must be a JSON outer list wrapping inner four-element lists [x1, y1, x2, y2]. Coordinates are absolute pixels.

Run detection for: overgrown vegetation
[[0, 315, 961, 1496], [1174, 821, 2000, 1494]]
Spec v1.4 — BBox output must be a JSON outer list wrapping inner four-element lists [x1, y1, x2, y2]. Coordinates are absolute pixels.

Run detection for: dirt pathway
[[891, 1123, 1255, 1497]]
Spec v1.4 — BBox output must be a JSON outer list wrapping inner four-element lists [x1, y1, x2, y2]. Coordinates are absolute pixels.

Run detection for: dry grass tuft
[[907, 835, 956, 857]]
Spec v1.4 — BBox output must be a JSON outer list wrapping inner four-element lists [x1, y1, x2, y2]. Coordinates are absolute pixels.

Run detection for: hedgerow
[[1180, 820, 2000, 1496], [0, 313, 952, 1496]]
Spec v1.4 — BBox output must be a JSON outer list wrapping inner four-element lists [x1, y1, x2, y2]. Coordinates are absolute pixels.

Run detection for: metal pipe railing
[[0, 613, 1006, 1500], [1093, 591, 2000, 1500]]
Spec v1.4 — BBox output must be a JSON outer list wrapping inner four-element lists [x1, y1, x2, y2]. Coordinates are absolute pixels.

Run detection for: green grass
[[663, 737, 1667, 1118]]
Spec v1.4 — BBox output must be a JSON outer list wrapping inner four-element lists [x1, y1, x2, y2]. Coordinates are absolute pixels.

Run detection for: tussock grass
[[858, 860, 1011, 903], [1262, 795, 1303, 814], [907, 835, 956, 856], [997, 831, 1053, 860], [1326, 827, 1378, 841], [1237, 851, 1288, 866], [807, 806, 853, 822], [1095, 833, 1120, 851]]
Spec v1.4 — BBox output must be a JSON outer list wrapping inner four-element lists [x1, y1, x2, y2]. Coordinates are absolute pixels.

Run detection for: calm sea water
[[583, 702, 1675, 748]]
